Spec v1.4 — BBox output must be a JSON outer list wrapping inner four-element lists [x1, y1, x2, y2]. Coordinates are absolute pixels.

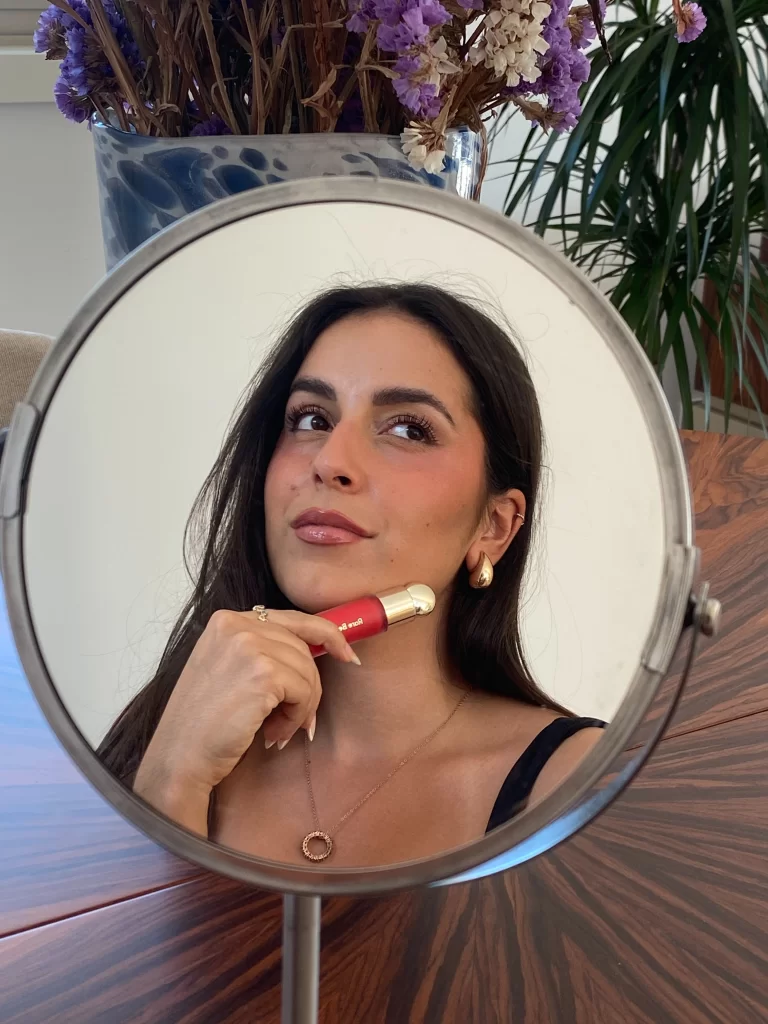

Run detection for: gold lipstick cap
[[378, 584, 436, 626]]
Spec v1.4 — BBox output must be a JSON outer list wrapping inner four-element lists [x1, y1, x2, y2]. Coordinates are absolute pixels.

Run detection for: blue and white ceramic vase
[[92, 123, 483, 270]]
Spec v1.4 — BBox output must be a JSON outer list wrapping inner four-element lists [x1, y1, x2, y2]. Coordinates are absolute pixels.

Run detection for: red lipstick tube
[[308, 584, 436, 658]]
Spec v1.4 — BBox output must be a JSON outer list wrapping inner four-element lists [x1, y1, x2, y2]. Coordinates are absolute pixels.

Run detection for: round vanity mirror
[[0, 178, 703, 902]]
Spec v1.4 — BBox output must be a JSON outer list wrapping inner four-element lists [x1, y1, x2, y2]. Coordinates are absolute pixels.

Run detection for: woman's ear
[[464, 489, 527, 574]]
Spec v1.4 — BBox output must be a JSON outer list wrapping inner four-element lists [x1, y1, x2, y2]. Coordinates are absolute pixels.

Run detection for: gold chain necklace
[[301, 692, 469, 862]]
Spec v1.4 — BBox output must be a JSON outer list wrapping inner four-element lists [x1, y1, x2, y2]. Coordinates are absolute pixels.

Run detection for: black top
[[485, 716, 607, 833]]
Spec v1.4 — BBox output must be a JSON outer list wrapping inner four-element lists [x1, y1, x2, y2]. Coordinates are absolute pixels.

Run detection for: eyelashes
[[284, 404, 326, 431], [285, 403, 438, 445]]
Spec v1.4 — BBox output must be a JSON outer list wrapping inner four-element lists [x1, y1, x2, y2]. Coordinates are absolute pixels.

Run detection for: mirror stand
[[281, 894, 322, 1024]]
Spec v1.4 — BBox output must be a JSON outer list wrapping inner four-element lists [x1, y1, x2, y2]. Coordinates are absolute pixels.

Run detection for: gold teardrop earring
[[468, 552, 494, 589]]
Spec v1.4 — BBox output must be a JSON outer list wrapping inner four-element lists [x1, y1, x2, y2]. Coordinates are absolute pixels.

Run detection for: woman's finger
[[251, 656, 314, 749], [255, 636, 322, 733], [248, 607, 361, 664]]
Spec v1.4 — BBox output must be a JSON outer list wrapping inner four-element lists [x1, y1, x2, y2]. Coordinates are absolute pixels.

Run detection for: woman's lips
[[290, 508, 373, 545], [293, 524, 365, 545]]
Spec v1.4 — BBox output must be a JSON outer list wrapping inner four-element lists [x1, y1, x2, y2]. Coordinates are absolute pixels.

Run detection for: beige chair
[[0, 330, 54, 468], [1, 329, 53, 430]]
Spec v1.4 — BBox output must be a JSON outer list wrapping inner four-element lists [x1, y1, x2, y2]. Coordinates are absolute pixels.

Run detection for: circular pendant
[[302, 830, 333, 862]]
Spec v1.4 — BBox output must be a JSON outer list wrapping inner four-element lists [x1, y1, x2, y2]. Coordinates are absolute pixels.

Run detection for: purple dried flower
[[414, 0, 452, 28], [190, 114, 233, 136], [378, 9, 431, 51], [675, 1, 706, 42], [392, 74, 441, 117], [61, 27, 109, 95], [571, 0, 606, 46], [371, 0, 402, 23], [390, 41, 457, 118], [456, 0, 484, 8], [54, 77, 91, 123], [346, 0, 377, 32], [370, 0, 450, 53], [346, 11, 368, 31], [34, 6, 70, 59], [51, 1, 143, 100], [393, 53, 421, 74], [512, 0, 591, 131]]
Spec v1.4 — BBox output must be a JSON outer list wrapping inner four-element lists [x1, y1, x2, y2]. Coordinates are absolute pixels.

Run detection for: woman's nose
[[311, 422, 367, 490]]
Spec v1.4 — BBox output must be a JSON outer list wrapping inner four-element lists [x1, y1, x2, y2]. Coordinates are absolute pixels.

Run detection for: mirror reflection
[[98, 282, 606, 866], [17, 199, 668, 869]]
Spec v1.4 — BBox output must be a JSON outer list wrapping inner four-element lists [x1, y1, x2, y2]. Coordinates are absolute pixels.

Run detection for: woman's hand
[[133, 607, 358, 834]]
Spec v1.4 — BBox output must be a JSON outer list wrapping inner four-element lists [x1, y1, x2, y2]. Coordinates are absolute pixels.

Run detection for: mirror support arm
[[282, 894, 322, 1024]]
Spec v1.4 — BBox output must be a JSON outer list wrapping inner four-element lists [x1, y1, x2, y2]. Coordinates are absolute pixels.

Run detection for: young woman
[[98, 282, 605, 867]]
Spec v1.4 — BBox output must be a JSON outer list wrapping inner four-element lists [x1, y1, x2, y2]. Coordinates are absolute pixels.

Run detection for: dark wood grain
[[0, 585, 202, 937], [1, 710, 766, 1024], [639, 431, 768, 742]]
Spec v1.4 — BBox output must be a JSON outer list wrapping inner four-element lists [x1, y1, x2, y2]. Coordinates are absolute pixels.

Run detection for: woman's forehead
[[297, 312, 472, 402]]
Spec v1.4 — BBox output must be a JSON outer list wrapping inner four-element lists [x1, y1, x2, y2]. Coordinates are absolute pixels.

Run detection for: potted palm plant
[[502, 0, 768, 431]]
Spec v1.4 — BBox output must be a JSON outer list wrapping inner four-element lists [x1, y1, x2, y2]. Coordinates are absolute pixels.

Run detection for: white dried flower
[[401, 123, 447, 174], [424, 36, 462, 88], [469, 0, 551, 88]]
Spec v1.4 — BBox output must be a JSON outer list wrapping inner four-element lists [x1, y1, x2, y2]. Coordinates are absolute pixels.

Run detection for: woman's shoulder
[[465, 692, 606, 809], [464, 690, 587, 740], [525, 719, 605, 808]]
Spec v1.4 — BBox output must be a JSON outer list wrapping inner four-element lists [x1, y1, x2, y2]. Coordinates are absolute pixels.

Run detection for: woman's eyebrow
[[373, 386, 456, 427], [289, 377, 456, 427]]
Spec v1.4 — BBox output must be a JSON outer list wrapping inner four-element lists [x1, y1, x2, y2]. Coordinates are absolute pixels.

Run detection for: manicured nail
[[265, 737, 276, 750], [346, 647, 362, 666], [308, 716, 316, 742], [277, 738, 290, 751]]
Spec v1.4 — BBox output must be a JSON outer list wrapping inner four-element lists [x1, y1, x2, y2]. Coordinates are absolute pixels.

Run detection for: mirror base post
[[281, 893, 321, 1024]]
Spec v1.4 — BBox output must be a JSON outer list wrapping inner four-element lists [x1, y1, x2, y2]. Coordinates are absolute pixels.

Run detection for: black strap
[[485, 717, 607, 833]]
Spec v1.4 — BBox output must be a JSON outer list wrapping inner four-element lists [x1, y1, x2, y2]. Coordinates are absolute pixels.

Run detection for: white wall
[[0, 100, 105, 337]]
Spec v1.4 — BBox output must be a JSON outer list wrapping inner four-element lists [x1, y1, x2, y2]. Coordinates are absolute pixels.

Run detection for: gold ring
[[252, 604, 269, 622]]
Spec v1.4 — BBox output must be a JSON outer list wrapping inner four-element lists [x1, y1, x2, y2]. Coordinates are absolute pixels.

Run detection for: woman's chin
[[280, 574, 390, 614]]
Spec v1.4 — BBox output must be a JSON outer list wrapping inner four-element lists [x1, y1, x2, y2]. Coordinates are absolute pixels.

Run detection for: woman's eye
[[387, 417, 437, 443], [390, 422, 428, 442], [293, 411, 330, 432]]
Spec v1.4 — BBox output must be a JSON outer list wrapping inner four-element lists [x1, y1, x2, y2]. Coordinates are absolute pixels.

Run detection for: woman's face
[[264, 310, 501, 613]]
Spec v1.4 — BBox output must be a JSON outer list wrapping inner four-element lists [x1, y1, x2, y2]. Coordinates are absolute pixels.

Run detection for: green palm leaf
[[502, 0, 768, 432]]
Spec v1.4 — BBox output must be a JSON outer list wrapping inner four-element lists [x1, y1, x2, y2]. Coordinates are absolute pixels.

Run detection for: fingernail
[[277, 738, 289, 751], [308, 716, 316, 742], [265, 737, 276, 750], [346, 647, 362, 666]]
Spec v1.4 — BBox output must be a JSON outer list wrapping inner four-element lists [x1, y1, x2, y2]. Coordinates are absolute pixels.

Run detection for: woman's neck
[[314, 617, 468, 762]]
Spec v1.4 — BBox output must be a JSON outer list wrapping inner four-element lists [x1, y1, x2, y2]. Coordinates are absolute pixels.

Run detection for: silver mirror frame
[[0, 177, 697, 896]]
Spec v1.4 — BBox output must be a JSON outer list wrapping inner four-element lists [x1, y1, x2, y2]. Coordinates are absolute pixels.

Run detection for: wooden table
[[1, 430, 766, 1024]]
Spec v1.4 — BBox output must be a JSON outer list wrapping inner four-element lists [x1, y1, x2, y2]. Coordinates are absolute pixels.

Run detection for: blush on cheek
[[266, 447, 308, 499]]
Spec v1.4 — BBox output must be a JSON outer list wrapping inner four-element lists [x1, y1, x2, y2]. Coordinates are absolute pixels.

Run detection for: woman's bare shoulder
[[463, 690, 567, 741], [526, 724, 605, 808], [461, 690, 605, 805]]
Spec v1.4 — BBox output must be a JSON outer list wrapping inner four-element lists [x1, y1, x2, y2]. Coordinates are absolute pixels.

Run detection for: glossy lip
[[290, 508, 373, 538]]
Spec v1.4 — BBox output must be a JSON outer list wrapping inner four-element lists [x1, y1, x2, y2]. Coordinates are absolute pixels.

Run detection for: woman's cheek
[[267, 447, 307, 499]]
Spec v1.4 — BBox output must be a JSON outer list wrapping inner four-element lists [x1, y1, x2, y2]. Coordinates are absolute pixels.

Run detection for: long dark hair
[[98, 282, 572, 784]]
